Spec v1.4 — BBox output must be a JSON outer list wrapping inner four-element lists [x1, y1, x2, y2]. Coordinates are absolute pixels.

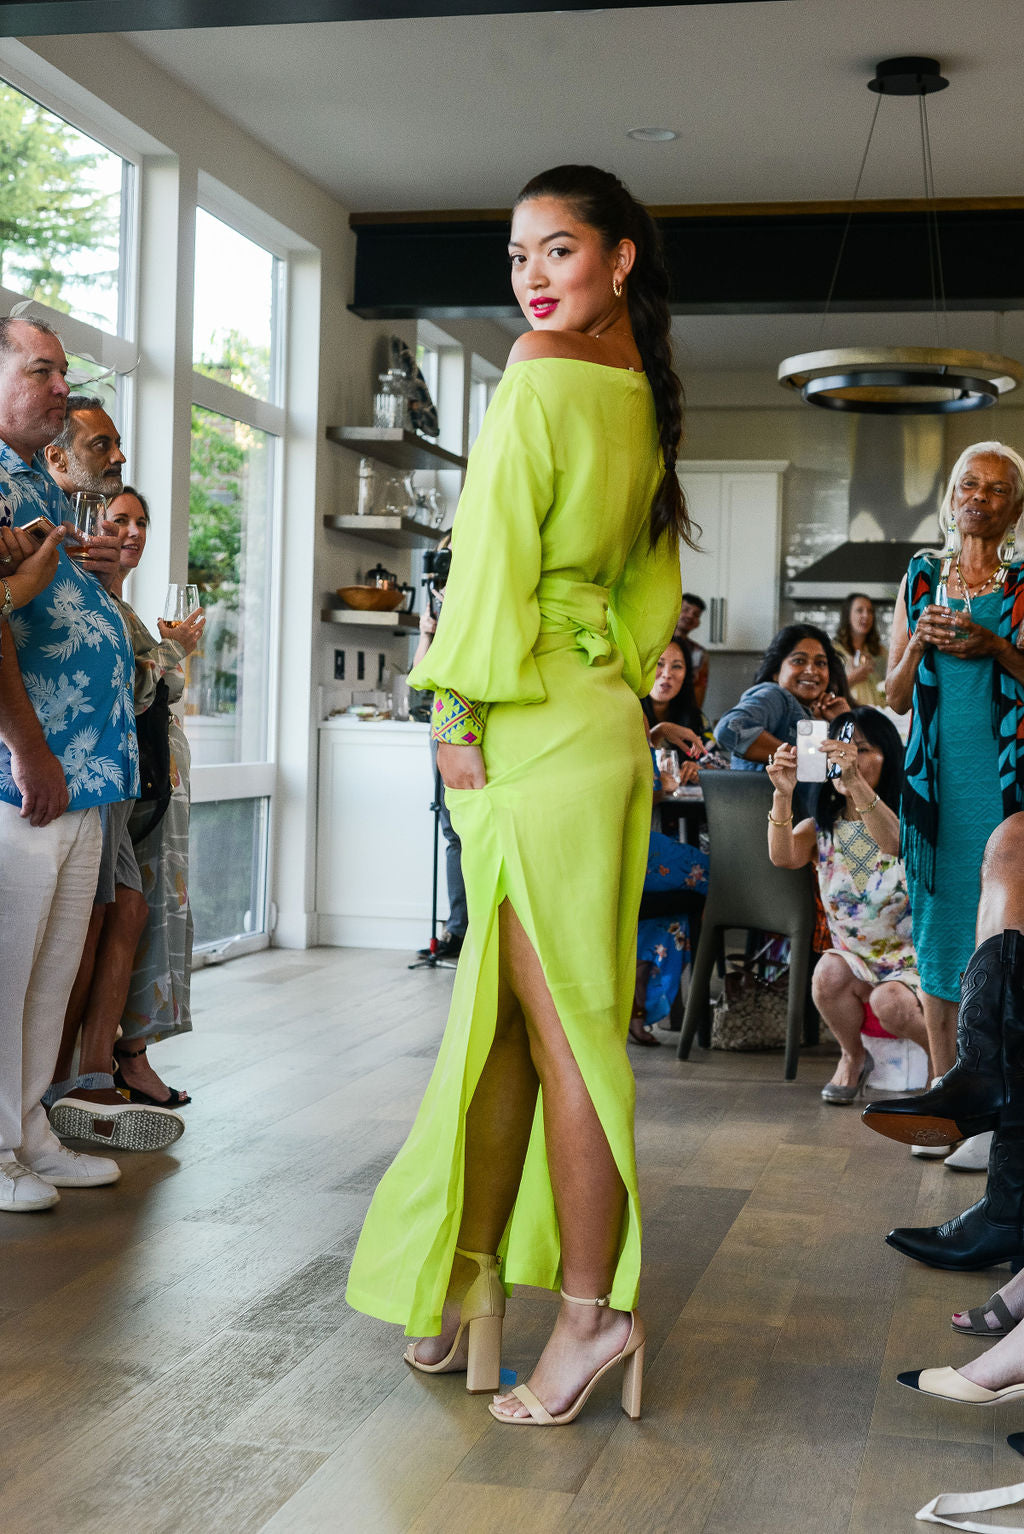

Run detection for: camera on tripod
[[422, 544, 452, 619]]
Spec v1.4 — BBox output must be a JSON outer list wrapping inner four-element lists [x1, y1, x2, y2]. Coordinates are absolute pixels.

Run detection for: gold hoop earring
[[613, 277, 623, 299]]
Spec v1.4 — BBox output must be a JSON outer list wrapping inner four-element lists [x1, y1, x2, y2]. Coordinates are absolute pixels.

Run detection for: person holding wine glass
[[862, 445, 1024, 1245], [116, 498, 204, 1107], [834, 593, 888, 706]]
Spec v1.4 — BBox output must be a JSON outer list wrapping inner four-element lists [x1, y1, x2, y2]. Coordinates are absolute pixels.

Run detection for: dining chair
[[677, 769, 818, 1080]]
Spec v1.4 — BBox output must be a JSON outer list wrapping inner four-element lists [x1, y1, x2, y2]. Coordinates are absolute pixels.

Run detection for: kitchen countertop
[[319, 715, 429, 732]]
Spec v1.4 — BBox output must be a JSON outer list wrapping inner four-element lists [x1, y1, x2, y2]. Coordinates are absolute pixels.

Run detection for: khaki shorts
[[95, 799, 143, 905]]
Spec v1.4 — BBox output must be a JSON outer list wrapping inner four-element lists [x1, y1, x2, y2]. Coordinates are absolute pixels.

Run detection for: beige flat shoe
[[898, 1365, 1024, 1405]]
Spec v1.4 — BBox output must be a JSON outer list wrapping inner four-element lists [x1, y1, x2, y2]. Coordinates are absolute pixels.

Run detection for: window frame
[[188, 192, 289, 957]]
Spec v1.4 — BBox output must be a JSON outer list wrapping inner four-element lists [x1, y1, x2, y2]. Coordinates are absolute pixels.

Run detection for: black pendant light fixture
[[778, 57, 1022, 414]]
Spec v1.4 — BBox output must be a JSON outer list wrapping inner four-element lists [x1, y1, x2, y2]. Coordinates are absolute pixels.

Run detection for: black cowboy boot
[[862, 931, 1024, 1146], [885, 1126, 1024, 1271]]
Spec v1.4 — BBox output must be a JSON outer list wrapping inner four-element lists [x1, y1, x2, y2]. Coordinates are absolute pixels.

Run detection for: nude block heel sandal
[[404, 1248, 505, 1395], [488, 1289, 646, 1426]]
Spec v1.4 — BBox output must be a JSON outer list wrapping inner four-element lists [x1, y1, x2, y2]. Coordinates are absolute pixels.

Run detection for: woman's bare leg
[[868, 982, 929, 1053], [921, 992, 958, 1079], [491, 900, 633, 1420], [811, 953, 872, 1087], [412, 946, 538, 1366]]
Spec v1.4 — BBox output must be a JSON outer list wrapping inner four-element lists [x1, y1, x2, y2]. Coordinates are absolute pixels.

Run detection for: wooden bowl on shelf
[[336, 584, 405, 612]]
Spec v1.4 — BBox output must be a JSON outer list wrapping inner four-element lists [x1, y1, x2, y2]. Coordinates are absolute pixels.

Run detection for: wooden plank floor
[[3, 947, 1022, 1533]]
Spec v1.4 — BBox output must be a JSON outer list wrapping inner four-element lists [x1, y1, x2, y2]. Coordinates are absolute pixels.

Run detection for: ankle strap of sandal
[[560, 1289, 611, 1306], [114, 1043, 148, 1059], [455, 1246, 500, 1266]]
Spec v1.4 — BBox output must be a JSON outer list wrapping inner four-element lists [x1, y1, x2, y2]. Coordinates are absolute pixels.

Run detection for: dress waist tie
[[535, 575, 612, 665]]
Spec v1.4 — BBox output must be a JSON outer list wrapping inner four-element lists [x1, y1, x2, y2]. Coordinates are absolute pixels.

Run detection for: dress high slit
[[344, 357, 683, 1337]]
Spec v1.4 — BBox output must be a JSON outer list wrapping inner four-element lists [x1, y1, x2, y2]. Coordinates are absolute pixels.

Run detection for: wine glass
[[69, 491, 107, 561], [163, 584, 200, 628], [935, 558, 970, 637]]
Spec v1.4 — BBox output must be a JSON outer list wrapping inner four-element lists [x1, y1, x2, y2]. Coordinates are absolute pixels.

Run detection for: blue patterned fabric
[[713, 681, 811, 772], [638, 831, 709, 1021], [0, 441, 138, 809], [902, 552, 1024, 896]]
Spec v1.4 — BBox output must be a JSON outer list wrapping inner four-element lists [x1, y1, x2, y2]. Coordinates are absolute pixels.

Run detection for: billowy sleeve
[[408, 369, 552, 706]]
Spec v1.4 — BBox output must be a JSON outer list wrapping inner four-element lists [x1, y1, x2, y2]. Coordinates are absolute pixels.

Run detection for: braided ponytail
[[513, 165, 695, 550]]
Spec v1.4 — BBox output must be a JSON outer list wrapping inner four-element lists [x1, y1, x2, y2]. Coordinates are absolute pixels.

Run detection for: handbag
[[132, 677, 172, 841], [710, 940, 790, 1051]]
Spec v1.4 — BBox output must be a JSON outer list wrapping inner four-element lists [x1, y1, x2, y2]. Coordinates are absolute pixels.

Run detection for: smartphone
[[796, 718, 828, 782], [21, 516, 84, 558], [22, 516, 82, 545], [22, 516, 58, 542], [826, 717, 856, 780]]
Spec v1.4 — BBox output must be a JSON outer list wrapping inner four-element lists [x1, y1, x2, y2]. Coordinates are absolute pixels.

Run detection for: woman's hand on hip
[[437, 741, 487, 790]]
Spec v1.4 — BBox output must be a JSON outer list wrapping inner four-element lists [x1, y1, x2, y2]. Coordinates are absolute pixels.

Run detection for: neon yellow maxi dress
[[345, 357, 682, 1335]]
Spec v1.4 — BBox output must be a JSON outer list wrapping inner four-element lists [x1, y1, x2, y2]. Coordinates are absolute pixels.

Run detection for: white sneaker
[[911, 1142, 955, 1159], [944, 1131, 994, 1172], [22, 1144, 121, 1188], [0, 1159, 60, 1211]]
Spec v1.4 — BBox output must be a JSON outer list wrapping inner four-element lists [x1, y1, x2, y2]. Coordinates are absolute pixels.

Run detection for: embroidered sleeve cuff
[[431, 688, 490, 745]]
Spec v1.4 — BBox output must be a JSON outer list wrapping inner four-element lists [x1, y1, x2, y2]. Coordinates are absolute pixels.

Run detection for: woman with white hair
[[862, 444, 1024, 1264]]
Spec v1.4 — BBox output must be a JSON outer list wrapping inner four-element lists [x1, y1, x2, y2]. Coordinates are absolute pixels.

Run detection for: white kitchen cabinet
[[316, 717, 442, 950], [677, 460, 788, 651]]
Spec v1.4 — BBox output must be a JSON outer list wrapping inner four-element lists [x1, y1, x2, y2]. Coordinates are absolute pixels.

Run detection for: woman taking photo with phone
[[346, 164, 688, 1427], [766, 708, 928, 1104]]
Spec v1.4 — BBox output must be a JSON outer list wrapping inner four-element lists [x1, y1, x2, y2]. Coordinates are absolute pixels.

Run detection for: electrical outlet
[[357, 650, 365, 680], [334, 649, 345, 679]]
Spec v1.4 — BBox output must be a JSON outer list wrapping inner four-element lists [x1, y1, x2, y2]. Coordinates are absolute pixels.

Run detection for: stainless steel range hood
[[786, 540, 939, 600], [787, 416, 943, 600]]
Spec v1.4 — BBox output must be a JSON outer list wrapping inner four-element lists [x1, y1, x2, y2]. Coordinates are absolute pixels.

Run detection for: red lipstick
[[530, 298, 558, 318]]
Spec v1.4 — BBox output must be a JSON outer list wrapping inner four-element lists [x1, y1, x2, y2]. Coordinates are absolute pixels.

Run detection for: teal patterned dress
[[906, 591, 1003, 1000]]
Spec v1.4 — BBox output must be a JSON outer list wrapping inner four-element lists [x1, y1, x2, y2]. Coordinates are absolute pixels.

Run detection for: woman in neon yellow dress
[[346, 165, 690, 1427]]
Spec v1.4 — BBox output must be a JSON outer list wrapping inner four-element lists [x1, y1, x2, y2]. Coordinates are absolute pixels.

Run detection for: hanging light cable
[[779, 56, 1022, 414]]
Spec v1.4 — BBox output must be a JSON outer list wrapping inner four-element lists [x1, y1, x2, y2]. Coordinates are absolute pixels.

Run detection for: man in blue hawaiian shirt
[[0, 316, 138, 1212]]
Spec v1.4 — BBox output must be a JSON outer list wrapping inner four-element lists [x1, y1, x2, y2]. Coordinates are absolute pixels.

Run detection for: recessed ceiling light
[[627, 127, 678, 143]]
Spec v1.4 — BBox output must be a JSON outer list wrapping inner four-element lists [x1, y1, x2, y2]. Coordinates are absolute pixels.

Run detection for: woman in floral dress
[[765, 706, 930, 1103], [109, 489, 204, 1107]]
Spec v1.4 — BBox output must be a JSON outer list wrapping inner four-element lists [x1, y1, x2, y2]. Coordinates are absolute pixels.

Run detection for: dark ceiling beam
[[349, 207, 1024, 319], [0, 0, 783, 39]]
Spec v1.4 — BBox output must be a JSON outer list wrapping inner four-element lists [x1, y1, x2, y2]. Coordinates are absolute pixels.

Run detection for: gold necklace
[[955, 555, 1004, 595]]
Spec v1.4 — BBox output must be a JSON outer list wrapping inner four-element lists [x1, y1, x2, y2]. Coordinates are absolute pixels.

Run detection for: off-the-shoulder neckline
[[507, 355, 646, 378]]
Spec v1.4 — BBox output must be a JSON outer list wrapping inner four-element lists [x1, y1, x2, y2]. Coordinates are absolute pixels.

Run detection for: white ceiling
[[123, 0, 1024, 370]]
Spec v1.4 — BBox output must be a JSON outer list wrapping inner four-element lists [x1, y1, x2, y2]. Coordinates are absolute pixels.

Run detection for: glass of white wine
[[163, 583, 200, 628]]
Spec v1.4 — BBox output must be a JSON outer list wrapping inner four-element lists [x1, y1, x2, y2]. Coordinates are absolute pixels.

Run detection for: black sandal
[[113, 1043, 191, 1107]]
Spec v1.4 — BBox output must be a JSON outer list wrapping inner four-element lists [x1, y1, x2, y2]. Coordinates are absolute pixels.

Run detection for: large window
[[188, 206, 284, 953], [188, 406, 273, 763], [0, 79, 133, 337]]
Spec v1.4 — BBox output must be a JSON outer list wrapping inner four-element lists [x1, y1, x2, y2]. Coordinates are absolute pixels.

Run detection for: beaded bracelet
[[431, 687, 490, 746], [853, 792, 881, 814]]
